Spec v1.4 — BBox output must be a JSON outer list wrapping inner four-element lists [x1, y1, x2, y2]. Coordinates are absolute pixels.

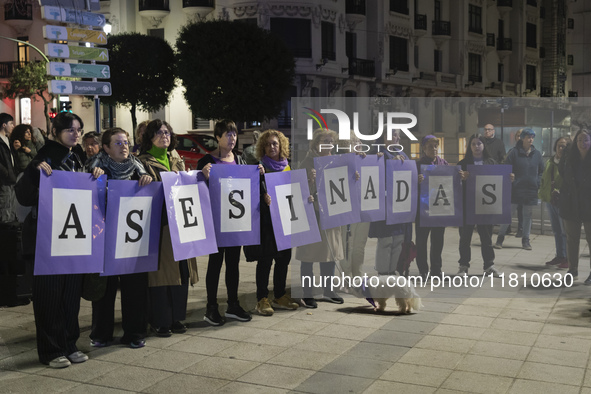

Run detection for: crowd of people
[[1, 111, 590, 369]]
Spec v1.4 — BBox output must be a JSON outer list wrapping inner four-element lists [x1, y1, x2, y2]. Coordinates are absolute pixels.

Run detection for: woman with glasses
[[559, 129, 591, 282], [138, 119, 199, 337], [86, 127, 152, 349], [15, 112, 104, 368]]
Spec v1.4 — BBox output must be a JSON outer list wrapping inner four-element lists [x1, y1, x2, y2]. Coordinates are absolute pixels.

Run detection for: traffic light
[[49, 108, 58, 118], [60, 101, 72, 112]]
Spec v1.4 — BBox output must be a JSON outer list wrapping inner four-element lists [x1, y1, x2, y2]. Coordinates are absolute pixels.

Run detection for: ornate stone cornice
[[465, 41, 486, 56], [385, 22, 411, 39]]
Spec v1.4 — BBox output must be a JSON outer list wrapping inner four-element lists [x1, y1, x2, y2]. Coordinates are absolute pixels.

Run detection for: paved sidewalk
[[1, 229, 591, 393]]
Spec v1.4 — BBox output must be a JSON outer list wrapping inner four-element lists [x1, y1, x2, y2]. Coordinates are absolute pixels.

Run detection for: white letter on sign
[[324, 166, 352, 216], [429, 176, 455, 216], [392, 171, 412, 213], [220, 178, 251, 232], [475, 175, 502, 215], [361, 166, 380, 211], [275, 183, 309, 236], [172, 184, 206, 243], [51, 188, 92, 256], [115, 196, 152, 259]]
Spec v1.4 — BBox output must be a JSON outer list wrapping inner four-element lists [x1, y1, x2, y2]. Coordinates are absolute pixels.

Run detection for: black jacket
[[559, 152, 591, 222], [482, 136, 506, 164], [0, 136, 16, 186]]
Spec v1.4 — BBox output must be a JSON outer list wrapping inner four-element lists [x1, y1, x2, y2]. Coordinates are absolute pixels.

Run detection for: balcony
[[415, 14, 427, 32], [432, 20, 451, 36], [182, 0, 214, 19], [348, 57, 375, 78], [497, 0, 512, 16], [390, 0, 409, 15], [4, 2, 33, 31], [0, 61, 27, 79], [391, 62, 409, 72], [345, 0, 366, 26], [486, 33, 495, 47], [497, 37, 512, 51], [468, 74, 482, 83], [322, 51, 336, 61], [139, 0, 170, 22]]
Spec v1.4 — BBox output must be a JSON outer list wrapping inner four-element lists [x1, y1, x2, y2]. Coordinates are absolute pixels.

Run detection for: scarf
[[87, 151, 147, 180], [262, 155, 289, 172], [148, 145, 170, 171]]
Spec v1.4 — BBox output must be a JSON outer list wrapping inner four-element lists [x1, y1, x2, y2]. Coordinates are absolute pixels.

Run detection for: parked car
[[176, 133, 218, 170]]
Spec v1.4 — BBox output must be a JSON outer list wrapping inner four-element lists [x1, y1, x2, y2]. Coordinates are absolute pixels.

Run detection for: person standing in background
[[481, 124, 506, 165], [0, 113, 17, 223]]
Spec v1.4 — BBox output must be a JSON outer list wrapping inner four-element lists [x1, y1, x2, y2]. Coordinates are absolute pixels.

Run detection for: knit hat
[[520, 128, 535, 138], [421, 135, 439, 146]]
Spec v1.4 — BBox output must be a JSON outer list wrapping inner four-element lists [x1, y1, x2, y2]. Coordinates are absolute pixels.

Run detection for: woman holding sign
[[138, 120, 199, 337], [296, 129, 344, 308], [457, 134, 501, 277], [198, 120, 260, 325], [15, 112, 104, 368], [86, 127, 152, 349], [251, 129, 299, 316]]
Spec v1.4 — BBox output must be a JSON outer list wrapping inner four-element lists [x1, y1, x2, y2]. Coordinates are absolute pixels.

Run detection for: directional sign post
[[43, 26, 107, 45], [49, 80, 111, 96], [41, 6, 106, 28], [47, 62, 110, 79], [45, 43, 108, 61]]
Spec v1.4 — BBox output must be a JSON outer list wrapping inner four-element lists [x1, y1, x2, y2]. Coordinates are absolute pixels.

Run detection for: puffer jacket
[[504, 144, 544, 205]]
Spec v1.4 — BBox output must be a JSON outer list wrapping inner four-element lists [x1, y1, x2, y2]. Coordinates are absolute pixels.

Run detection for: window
[[192, 117, 211, 130], [498, 63, 504, 82], [390, 0, 409, 14], [526, 23, 537, 48], [458, 138, 467, 161], [468, 53, 481, 82], [526, 65, 536, 90], [434, 0, 441, 21], [17, 36, 29, 62], [270, 18, 311, 58], [434, 49, 442, 72], [390, 36, 408, 72], [321, 22, 336, 61], [346, 32, 356, 58], [410, 143, 421, 159], [468, 5, 482, 34]]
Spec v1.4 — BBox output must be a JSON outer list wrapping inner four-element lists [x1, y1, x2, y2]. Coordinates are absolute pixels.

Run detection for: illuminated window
[[458, 137, 467, 161], [438, 136, 445, 159], [17, 36, 29, 62], [410, 142, 421, 159]]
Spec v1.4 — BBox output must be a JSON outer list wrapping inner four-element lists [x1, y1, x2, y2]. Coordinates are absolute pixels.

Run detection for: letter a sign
[[419, 165, 463, 227], [35, 171, 106, 275]]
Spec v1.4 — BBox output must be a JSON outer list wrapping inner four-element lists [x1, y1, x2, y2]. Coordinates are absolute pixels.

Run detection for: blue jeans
[[498, 204, 533, 241], [545, 202, 567, 258]]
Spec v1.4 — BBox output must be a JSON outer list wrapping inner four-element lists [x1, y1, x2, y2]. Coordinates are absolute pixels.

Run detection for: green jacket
[[538, 157, 562, 203]]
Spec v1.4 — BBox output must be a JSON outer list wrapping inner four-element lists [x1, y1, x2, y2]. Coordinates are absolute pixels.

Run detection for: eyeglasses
[[113, 141, 129, 147], [156, 130, 171, 137], [64, 128, 83, 134]]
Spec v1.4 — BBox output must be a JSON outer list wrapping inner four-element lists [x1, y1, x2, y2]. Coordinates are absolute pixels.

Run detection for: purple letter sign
[[386, 159, 418, 225], [465, 164, 512, 225], [419, 165, 463, 227], [357, 154, 385, 223]]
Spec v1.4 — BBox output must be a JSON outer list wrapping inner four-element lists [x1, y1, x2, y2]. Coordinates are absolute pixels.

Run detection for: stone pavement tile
[[508, 379, 580, 394], [267, 318, 329, 335], [289, 309, 344, 324], [362, 330, 423, 347], [142, 333, 192, 349], [397, 348, 463, 369], [0, 342, 34, 361], [266, 348, 339, 370], [516, 361, 585, 386], [496, 308, 550, 322], [379, 319, 438, 334], [294, 371, 373, 394], [490, 318, 544, 333], [0, 327, 36, 344], [38, 359, 120, 382], [198, 325, 264, 341], [182, 356, 259, 380], [420, 301, 460, 314], [215, 381, 288, 394], [428, 323, 486, 340], [90, 344, 161, 364], [441, 371, 513, 394], [243, 313, 293, 329], [583, 369, 591, 387], [320, 354, 392, 379], [166, 336, 237, 356], [142, 373, 229, 394], [215, 342, 287, 362], [344, 342, 410, 363], [462, 297, 511, 309], [379, 363, 452, 387], [239, 364, 315, 390], [455, 354, 523, 377], [86, 365, 173, 391], [540, 323, 591, 339], [314, 322, 375, 341], [469, 341, 531, 361], [0, 310, 38, 329], [293, 336, 358, 355], [128, 349, 204, 372], [506, 298, 557, 311], [244, 330, 308, 348], [526, 347, 589, 368], [0, 348, 46, 373], [63, 384, 135, 393], [452, 304, 503, 318], [335, 314, 390, 329], [406, 311, 449, 324], [478, 328, 538, 346], [534, 334, 591, 353], [0, 372, 80, 393], [364, 380, 436, 394], [414, 336, 475, 354], [440, 314, 494, 328]]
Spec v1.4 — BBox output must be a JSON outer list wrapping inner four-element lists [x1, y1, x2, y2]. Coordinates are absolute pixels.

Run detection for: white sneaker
[[49, 356, 71, 369], [457, 266, 469, 275], [484, 265, 502, 277], [67, 351, 88, 363]]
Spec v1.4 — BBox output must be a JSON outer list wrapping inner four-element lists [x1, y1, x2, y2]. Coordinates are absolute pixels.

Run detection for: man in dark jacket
[[0, 113, 17, 223], [482, 124, 506, 164]]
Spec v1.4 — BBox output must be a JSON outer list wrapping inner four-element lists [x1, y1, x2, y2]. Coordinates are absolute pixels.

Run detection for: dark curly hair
[[10, 124, 36, 146], [139, 119, 177, 153]]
